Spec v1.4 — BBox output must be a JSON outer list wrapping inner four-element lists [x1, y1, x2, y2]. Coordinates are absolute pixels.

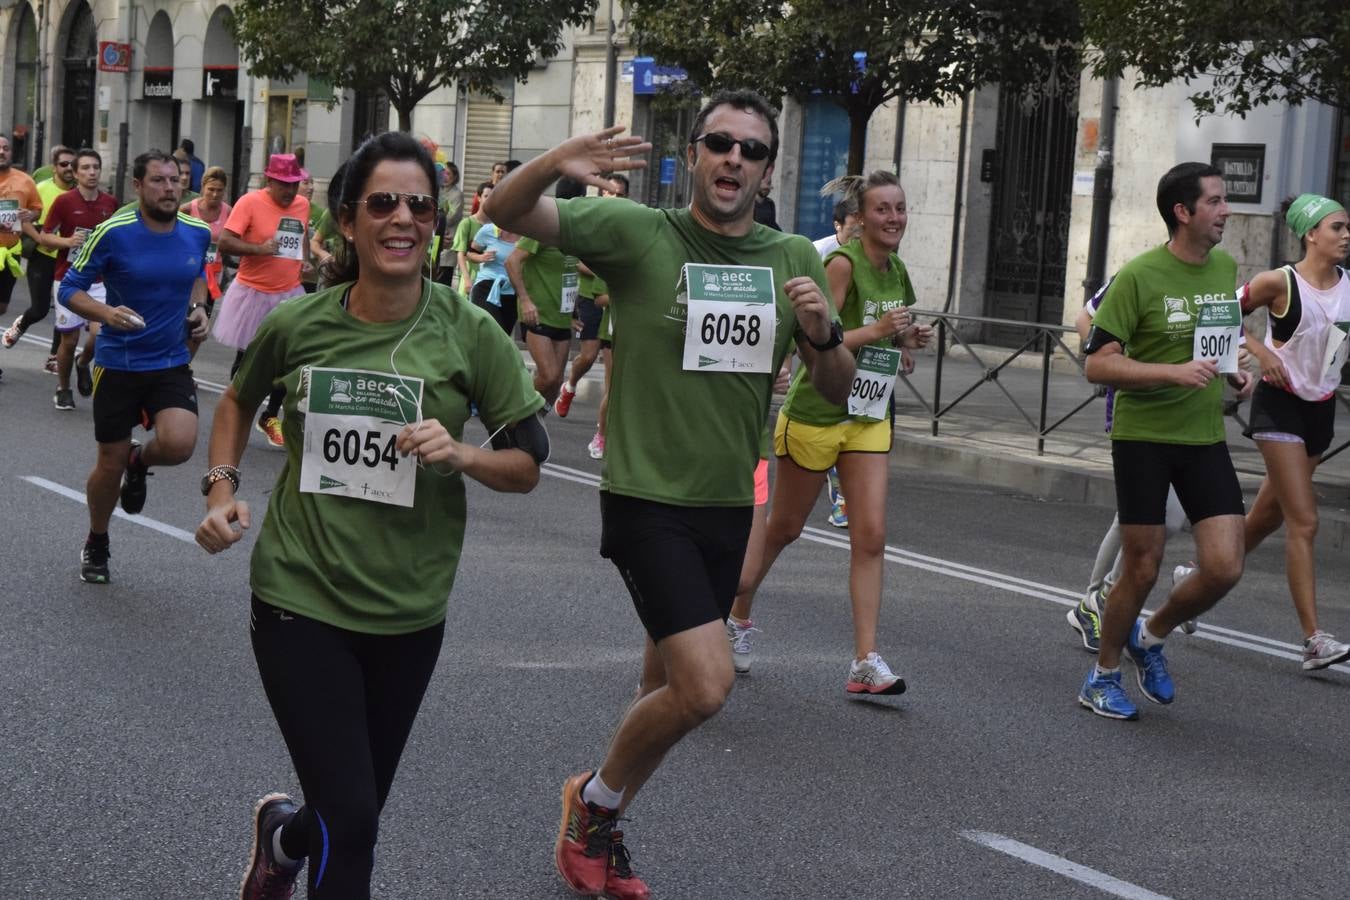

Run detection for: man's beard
[[143, 201, 176, 223]]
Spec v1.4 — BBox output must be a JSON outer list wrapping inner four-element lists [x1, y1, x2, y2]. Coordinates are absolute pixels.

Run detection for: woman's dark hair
[[445, 161, 460, 186], [475, 180, 494, 198], [328, 132, 438, 283]]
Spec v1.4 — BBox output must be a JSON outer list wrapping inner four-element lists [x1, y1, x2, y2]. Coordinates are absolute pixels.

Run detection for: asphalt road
[[2, 321, 1349, 899]]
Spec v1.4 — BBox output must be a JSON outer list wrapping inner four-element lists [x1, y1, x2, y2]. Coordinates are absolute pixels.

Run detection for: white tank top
[[1265, 266, 1350, 401]]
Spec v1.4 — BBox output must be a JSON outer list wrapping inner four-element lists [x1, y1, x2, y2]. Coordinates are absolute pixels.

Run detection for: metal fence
[[895, 310, 1102, 456]]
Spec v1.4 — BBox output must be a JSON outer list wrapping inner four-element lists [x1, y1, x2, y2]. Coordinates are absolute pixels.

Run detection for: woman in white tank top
[[1240, 193, 1350, 670]]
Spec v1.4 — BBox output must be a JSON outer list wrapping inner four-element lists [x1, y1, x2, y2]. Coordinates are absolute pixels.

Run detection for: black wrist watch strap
[[807, 320, 844, 352]]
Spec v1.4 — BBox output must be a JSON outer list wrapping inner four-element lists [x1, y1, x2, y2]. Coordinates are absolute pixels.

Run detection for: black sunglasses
[[692, 132, 772, 162], [353, 191, 437, 223]]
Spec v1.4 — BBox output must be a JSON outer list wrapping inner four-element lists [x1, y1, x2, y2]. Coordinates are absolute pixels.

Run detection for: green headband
[[1286, 193, 1346, 239]]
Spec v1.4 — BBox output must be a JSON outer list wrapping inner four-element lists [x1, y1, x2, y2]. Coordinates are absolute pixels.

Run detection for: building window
[[795, 96, 851, 240]]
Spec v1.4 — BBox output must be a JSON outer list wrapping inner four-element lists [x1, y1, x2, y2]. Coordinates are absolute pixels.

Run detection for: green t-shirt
[[1091, 244, 1238, 444], [783, 240, 916, 425], [515, 236, 577, 330], [557, 198, 825, 507], [232, 280, 545, 634], [35, 178, 70, 258], [452, 216, 480, 287]]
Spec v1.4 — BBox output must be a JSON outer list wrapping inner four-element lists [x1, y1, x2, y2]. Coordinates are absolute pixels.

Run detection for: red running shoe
[[604, 830, 650, 900], [555, 382, 576, 418], [555, 771, 616, 896]]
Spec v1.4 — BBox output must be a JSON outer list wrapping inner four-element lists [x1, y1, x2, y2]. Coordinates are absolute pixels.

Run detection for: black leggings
[[250, 596, 444, 899], [19, 250, 55, 332]]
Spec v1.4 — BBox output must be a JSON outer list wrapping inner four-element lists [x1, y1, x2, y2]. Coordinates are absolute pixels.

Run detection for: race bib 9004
[[847, 346, 901, 422], [681, 263, 776, 374], [299, 367, 424, 507]]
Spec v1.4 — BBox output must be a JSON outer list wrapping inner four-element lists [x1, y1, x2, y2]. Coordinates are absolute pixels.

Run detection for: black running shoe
[[80, 541, 110, 584], [239, 793, 303, 900], [76, 361, 93, 397], [119, 440, 151, 515], [53, 388, 75, 410]]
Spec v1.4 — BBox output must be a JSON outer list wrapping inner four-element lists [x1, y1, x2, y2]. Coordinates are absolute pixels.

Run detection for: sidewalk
[[540, 337, 1350, 552]]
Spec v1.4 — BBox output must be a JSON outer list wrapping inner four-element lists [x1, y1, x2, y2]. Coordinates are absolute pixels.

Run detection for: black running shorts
[[522, 321, 572, 342], [1111, 439, 1244, 526], [572, 297, 603, 341], [91, 364, 198, 444], [599, 491, 752, 642], [1243, 381, 1336, 457]]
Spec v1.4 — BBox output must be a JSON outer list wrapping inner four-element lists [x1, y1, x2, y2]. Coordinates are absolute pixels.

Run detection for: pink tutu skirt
[[212, 281, 305, 350]]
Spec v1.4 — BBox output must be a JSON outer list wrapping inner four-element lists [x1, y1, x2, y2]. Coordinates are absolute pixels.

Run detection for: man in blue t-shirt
[[59, 149, 212, 584]]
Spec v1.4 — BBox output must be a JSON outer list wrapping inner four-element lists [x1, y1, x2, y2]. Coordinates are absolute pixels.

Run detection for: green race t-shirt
[[557, 197, 827, 506], [783, 240, 916, 425], [515, 236, 577, 330], [452, 216, 480, 288], [232, 280, 544, 634], [1091, 244, 1239, 445]]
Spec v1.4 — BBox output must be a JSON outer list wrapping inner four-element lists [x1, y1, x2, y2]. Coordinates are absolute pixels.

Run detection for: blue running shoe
[[1126, 621, 1175, 704], [1066, 589, 1104, 652], [826, 467, 848, 528], [1078, 668, 1138, 720]]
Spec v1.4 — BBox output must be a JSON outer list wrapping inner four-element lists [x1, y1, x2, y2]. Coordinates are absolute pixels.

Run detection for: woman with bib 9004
[[195, 132, 547, 900], [731, 170, 932, 695]]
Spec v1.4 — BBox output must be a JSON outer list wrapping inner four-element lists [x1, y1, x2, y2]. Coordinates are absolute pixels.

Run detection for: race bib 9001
[[299, 367, 424, 507], [681, 263, 776, 373], [1192, 298, 1241, 374]]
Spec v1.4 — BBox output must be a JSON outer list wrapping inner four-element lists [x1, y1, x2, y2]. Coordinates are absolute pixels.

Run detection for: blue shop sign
[[633, 57, 689, 95]]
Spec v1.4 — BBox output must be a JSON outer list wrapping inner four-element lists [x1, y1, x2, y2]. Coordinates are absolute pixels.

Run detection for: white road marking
[[532, 464, 1337, 670], [15, 377, 1326, 669], [21, 476, 196, 544], [960, 831, 1172, 900]]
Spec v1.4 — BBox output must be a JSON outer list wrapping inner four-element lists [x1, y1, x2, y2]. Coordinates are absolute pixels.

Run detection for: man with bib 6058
[[488, 89, 855, 898]]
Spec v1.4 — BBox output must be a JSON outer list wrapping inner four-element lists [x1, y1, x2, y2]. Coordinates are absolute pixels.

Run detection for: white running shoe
[[1303, 631, 1350, 671], [725, 618, 759, 674], [1, 316, 21, 348], [846, 651, 906, 695], [587, 432, 605, 460], [1171, 563, 1198, 634]]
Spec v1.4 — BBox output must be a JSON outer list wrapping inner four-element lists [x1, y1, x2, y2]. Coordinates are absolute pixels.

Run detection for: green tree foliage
[[626, 0, 1081, 174], [230, 0, 596, 132], [1083, 0, 1350, 117]]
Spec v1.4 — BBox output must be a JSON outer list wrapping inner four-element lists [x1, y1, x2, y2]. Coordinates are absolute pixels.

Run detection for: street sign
[[98, 41, 130, 73]]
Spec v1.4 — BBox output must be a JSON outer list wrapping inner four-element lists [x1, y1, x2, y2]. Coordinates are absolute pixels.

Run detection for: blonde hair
[[202, 166, 228, 188], [820, 170, 901, 208]]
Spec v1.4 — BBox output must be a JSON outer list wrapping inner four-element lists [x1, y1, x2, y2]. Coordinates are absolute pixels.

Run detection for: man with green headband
[[1077, 161, 1254, 721]]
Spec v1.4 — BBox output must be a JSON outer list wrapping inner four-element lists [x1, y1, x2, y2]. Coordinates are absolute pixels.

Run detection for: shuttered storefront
[[463, 90, 514, 191]]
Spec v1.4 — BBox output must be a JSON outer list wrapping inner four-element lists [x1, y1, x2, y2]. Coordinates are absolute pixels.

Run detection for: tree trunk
[[846, 104, 872, 176], [396, 101, 414, 132]]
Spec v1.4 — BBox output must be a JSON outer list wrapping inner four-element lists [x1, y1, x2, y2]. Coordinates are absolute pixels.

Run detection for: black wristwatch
[[807, 320, 844, 352]]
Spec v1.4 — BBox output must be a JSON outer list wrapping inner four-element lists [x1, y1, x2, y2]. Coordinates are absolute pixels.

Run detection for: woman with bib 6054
[[195, 131, 547, 899]]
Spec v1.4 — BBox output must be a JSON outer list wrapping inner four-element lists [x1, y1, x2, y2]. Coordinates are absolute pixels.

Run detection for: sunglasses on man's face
[[354, 191, 437, 223], [692, 132, 772, 162]]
